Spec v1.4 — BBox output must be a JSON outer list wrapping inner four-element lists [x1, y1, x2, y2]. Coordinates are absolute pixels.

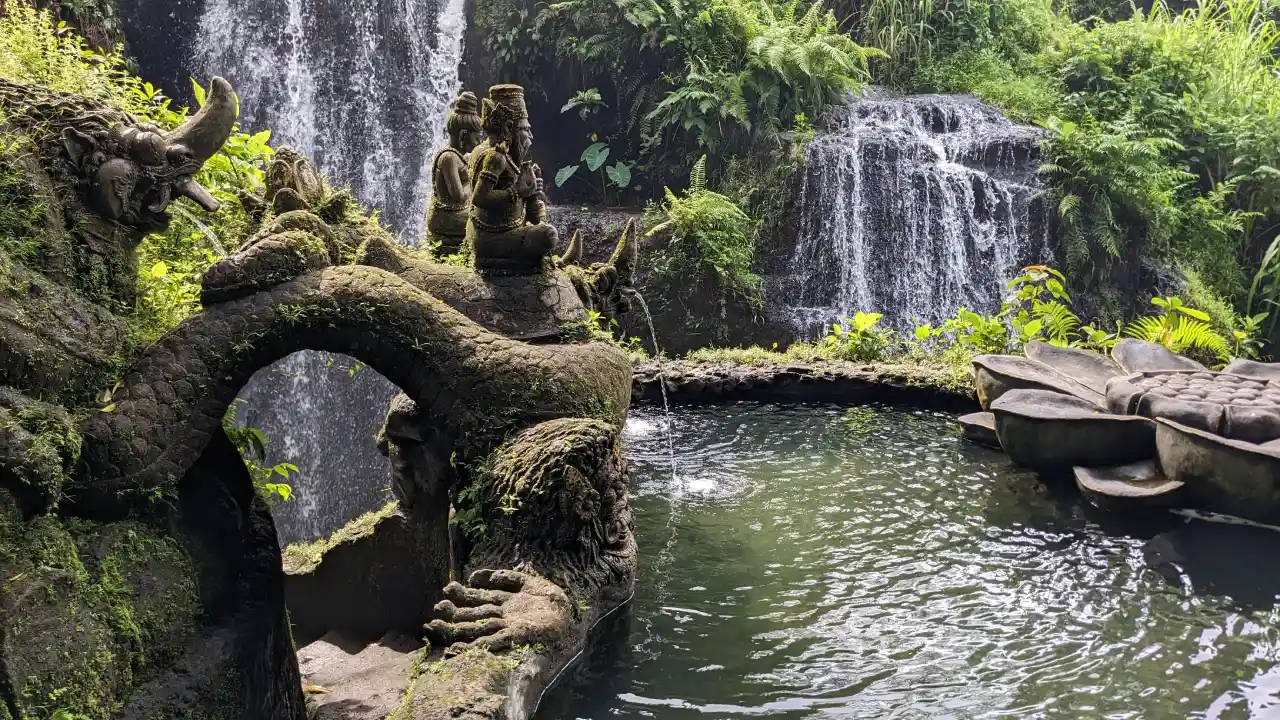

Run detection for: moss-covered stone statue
[[426, 90, 482, 255], [465, 84, 558, 275], [1, 71, 640, 719]]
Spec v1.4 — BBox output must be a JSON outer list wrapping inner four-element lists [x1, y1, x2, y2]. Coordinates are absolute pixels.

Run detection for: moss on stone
[[0, 391, 82, 513], [0, 130, 48, 269], [0, 490, 200, 720], [281, 500, 400, 575]]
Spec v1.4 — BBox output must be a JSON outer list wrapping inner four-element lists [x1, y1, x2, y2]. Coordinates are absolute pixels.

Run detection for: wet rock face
[[772, 94, 1054, 336]]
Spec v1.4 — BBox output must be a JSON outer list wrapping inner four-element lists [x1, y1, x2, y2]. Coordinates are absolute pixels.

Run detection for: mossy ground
[[680, 346, 976, 394], [281, 500, 399, 575]]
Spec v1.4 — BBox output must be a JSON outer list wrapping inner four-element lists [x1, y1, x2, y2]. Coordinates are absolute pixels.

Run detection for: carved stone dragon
[[0, 74, 638, 719]]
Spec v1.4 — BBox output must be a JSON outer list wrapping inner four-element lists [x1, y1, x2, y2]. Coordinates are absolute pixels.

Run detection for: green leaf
[[581, 142, 610, 171], [190, 78, 207, 108], [1177, 306, 1212, 322], [605, 161, 632, 188], [149, 261, 169, 278], [555, 164, 579, 187]]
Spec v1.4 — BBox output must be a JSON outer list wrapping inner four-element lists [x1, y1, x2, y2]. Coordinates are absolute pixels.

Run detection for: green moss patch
[[0, 491, 199, 720], [281, 500, 399, 575]]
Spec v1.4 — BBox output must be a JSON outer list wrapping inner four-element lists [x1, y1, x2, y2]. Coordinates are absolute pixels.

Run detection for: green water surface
[[537, 403, 1280, 719]]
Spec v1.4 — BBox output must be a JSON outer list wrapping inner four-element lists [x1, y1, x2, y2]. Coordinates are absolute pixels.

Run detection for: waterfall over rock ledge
[[770, 94, 1054, 337], [195, 0, 467, 544]]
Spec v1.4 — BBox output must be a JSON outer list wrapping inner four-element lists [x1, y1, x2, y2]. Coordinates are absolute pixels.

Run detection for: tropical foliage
[[688, 265, 1265, 376], [645, 156, 762, 304], [486, 0, 880, 185], [2, 4, 295, 502], [913, 0, 1280, 323]]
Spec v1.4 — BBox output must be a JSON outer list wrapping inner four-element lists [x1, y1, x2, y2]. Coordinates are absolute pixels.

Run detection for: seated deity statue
[[465, 84, 558, 275], [425, 90, 482, 254]]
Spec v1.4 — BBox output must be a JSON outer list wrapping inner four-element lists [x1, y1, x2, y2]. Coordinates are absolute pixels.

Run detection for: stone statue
[[466, 84, 558, 275], [426, 90, 482, 255], [0, 71, 639, 718], [0, 76, 237, 311]]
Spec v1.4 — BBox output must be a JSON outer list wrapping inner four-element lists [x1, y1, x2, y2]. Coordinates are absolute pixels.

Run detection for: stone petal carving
[[1074, 460, 1184, 510], [991, 389, 1156, 469], [958, 411, 1000, 449], [972, 354, 1106, 410], [1111, 338, 1207, 374], [1223, 358, 1280, 383], [1106, 371, 1280, 443], [1024, 341, 1121, 396], [1156, 419, 1280, 523]]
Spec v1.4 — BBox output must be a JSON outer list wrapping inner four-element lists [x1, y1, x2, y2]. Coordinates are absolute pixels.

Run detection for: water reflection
[[538, 403, 1280, 718]]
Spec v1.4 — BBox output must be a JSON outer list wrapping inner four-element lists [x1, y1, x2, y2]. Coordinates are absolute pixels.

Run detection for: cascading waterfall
[[197, 0, 467, 544], [772, 93, 1053, 337]]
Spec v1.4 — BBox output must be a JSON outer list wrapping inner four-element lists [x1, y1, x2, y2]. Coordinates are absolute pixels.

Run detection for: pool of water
[[536, 403, 1280, 719]]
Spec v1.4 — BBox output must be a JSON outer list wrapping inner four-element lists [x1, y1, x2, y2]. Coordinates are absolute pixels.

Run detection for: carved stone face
[[457, 128, 481, 155], [513, 121, 533, 163], [63, 78, 238, 231]]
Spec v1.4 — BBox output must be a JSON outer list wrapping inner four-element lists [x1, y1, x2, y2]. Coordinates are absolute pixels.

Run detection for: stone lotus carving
[[962, 339, 1280, 521]]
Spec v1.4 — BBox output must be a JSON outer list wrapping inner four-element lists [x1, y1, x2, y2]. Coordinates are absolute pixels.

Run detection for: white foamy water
[[771, 94, 1055, 336], [198, 0, 467, 544]]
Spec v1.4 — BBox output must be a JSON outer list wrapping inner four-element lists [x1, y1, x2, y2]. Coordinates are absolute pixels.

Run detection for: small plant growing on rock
[[222, 399, 298, 505], [820, 312, 894, 362]]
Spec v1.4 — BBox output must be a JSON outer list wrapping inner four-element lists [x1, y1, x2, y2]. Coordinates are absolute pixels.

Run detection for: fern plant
[[1124, 296, 1231, 360], [646, 155, 762, 302], [1039, 114, 1194, 280]]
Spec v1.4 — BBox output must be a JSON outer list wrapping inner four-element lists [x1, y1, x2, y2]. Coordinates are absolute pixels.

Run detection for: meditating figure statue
[[426, 90, 482, 254], [466, 84, 557, 275]]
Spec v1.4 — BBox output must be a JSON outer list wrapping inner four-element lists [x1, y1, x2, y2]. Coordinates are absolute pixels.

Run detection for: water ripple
[[538, 403, 1280, 719]]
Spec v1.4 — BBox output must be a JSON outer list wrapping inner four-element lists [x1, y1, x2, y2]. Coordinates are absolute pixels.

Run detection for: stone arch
[[72, 264, 631, 520]]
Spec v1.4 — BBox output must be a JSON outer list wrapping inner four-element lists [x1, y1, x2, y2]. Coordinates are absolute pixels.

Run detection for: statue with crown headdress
[[426, 90, 482, 254], [465, 84, 558, 275]]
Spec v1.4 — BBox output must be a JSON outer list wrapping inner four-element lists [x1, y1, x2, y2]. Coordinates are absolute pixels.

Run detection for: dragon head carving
[[57, 77, 238, 232]]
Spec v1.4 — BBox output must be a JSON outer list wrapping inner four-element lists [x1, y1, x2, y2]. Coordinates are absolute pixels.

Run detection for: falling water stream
[[772, 94, 1054, 337], [622, 287, 685, 658], [196, 0, 467, 543]]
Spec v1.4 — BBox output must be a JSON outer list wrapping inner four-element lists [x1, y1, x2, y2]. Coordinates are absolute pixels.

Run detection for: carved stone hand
[[515, 162, 539, 198], [424, 569, 572, 655]]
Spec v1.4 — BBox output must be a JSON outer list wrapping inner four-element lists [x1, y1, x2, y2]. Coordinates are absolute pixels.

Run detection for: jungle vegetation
[[0, 3, 293, 500], [478, 0, 1280, 343]]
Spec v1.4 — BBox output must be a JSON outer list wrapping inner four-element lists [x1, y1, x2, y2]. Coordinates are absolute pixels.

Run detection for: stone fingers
[[433, 599, 503, 622], [443, 581, 512, 607], [469, 568, 525, 593], [467, 627, 530, 654], [424, 617, 505, 646]]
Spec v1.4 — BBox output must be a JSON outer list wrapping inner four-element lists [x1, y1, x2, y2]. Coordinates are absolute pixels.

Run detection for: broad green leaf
[[149, 261, 169, 278], [191, 78, 207, 108], [605, 161, 631, 188], [555, 164, 579, 187], [1178, 306, 1211, 322], [582, 143, 611, 171]]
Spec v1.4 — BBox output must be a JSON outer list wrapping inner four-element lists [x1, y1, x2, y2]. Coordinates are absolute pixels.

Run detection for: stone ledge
[[631, 359, 978, 412]]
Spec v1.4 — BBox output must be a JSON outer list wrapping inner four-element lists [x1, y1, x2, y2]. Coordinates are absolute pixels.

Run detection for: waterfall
[[772, 93, 1053, 337], [196, 0, 467, 544]]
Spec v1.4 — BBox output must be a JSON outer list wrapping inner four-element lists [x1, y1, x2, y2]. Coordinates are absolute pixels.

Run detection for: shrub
[[645, 156, 762, 303]]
